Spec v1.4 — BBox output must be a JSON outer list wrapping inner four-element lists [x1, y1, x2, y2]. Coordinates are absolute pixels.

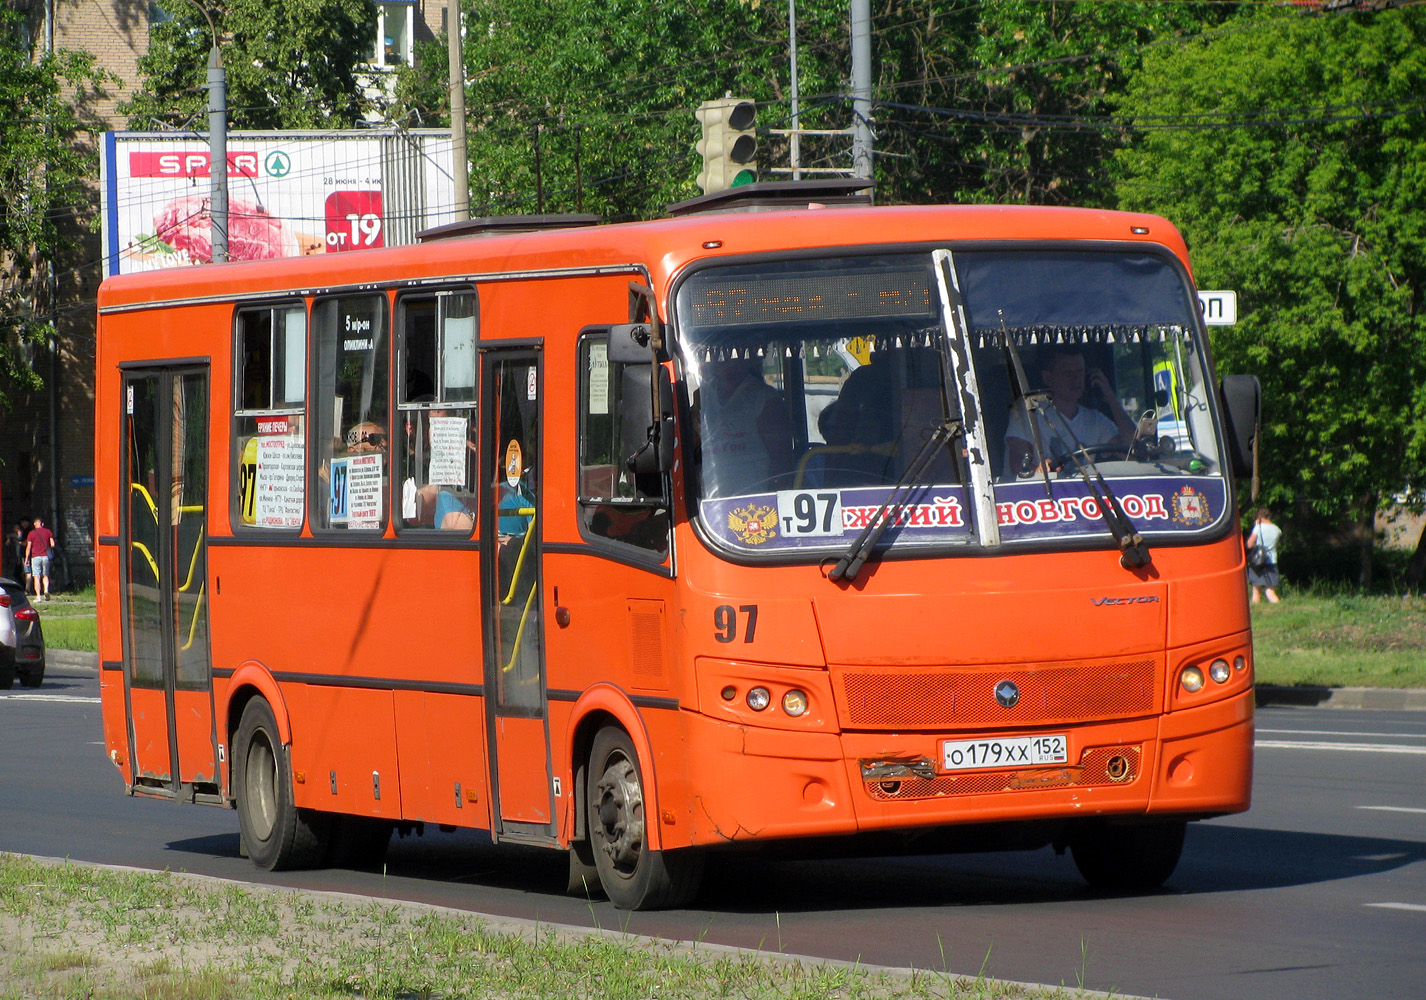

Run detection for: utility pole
[[448, 0, 469, 221], [788, 0, 801, 181], [188, 1, 228, 261], [207, 41, 228, 262], [850, 0, 873, 183]]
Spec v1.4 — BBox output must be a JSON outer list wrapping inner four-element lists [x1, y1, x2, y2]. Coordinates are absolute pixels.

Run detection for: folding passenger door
[[480, 350, 555, 841], [120, 366, 218, 796]]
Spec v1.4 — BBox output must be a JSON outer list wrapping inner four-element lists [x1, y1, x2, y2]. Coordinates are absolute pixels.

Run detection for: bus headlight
[[1233, 655, 1247, 673], [1180, 666, 1205, 693], [782, 690, 808, 717], [1209, 659, 1231, 684], [746, 687, 771, 711]]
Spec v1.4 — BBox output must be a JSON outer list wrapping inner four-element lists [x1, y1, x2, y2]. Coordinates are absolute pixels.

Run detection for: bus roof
[[97, 203, 1190, 312]]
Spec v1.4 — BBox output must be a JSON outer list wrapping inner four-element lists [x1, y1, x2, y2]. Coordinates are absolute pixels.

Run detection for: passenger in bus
[[1003, 345, 1136, 476], [694, 353, 794, 497]]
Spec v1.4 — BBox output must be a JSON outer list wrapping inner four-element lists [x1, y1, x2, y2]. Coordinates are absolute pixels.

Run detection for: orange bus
[[96, 185, 1260, 909]]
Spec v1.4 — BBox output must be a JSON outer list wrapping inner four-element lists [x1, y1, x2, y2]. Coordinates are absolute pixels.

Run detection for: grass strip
[[0, 855, 1098, 1000], [1250, 591, 1426, 689]]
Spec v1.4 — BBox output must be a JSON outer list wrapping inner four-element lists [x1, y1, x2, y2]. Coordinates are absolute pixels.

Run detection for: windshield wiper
[[826, 416, 963, 583], [998, 314, 1150, 570]]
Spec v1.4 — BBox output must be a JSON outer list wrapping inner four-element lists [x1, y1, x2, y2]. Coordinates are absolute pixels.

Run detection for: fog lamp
[[1233, 655, 1246, 673], [1209, 659, 1231, 684], [1180, 666, 1205, 693], [746, 687, 771, 711], [782, 690, 809, 717]]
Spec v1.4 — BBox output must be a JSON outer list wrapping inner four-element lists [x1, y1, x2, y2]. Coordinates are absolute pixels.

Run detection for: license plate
[[941, 734, 1068, 771]]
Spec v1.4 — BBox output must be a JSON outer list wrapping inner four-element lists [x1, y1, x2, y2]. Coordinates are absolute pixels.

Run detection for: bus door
[[120, 366, 217, 797], [480, 351, 555, 841]]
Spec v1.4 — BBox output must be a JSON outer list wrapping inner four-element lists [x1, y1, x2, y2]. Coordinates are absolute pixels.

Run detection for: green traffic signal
[[695, 98, 758, 194]]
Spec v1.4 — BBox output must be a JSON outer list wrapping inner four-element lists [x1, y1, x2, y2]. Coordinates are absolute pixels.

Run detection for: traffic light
[[695, 98, 757, 194]]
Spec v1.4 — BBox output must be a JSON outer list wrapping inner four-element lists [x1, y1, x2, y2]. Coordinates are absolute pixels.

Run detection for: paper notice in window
[[255, 433, 304, 528], [428, 415, 469, 487], [588, 342, 609, 415]]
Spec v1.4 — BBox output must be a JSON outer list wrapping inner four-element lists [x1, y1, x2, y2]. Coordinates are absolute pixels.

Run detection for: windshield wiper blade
[[998, 315, 1056, 500], [997, 313, 1149, 569], [826, 417, 962, 583], [1055, 429, 1152, 569]]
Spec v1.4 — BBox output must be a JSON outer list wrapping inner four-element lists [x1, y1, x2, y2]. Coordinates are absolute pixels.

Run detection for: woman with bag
[[1246, 508, 1282, 604]]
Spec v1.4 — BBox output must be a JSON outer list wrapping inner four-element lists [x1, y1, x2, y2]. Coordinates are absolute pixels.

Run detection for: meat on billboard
[[101, 131, 456, 276]]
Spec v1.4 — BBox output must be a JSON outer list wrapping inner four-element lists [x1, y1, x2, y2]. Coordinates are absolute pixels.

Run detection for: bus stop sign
[[1197, 290, 1237, 326]]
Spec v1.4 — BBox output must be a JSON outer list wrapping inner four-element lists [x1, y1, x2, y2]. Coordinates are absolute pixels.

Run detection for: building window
[[373, 2, 414, 69]]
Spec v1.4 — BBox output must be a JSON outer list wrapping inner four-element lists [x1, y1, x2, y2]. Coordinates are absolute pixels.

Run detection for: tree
[[121, 0, 380, 130], [396, 1, 1227, 222], [871, 1, 1227, 207], [0, 9, 112, 412], [1113, 7, 1426, 585]]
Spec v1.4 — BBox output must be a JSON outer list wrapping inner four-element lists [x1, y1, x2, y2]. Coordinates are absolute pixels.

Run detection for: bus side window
[[311, 295, 390, 532], [394, 289, 479, 533], [576, 331, 669, 557], [233, 303, 307, 530]]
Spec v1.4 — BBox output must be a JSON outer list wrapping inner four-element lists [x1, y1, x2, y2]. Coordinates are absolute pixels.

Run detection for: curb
[[49, 649, 99, 671], [1255, 684, 1426, 711]]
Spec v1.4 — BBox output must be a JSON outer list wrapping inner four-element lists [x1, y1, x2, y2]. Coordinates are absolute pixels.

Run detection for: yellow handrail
[[500, 508, 538, 606]]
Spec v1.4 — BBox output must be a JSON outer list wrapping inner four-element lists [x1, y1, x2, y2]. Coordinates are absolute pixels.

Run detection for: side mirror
[[620, 365, 676, 479], [1219, 374, 1260, 480], [607, 323, 653, 365]]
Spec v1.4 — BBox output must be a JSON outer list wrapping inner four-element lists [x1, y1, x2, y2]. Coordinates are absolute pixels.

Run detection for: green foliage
[[392, 1, 1226, 221], [1113, 9, 1426, 532], [873, 1, 1226, 207], [0, 9, 112, 411], [120, 0, 380, 130]]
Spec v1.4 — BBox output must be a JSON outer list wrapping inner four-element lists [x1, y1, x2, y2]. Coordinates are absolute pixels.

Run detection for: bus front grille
[[835, 657, 1159, 729]]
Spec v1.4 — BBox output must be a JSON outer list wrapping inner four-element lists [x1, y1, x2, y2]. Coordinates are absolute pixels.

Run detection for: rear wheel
[[234, 699, 329, 870], [1070, 818, 1187, 890], [19, 662, 44, 688], [0, 651, 15, 690], [587, 726, 703, 910]]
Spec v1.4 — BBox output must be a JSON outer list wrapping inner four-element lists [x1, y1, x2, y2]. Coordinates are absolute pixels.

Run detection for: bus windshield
[[676, 249, 1228, 558]]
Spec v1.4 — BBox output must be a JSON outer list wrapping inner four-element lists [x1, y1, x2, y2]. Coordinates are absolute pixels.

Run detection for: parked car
[[0, 577, 44, 688], [0, 584, 15, 690]]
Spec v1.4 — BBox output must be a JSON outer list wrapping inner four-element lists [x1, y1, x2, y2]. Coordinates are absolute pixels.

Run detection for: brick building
[[0, 0, 448, 586]]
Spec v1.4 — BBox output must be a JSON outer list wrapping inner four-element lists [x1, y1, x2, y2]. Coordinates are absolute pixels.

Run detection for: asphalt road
[[3, 665, 1423, 1000]]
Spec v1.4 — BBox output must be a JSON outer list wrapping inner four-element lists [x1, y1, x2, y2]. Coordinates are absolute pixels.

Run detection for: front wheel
[[234, 698, 329, 871], [587, 726, 703, 910], [1070, 817, 1187, 890]]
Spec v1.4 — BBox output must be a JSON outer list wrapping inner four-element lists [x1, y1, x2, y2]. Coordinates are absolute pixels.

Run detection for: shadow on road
[[161, 820, 1426, 914]]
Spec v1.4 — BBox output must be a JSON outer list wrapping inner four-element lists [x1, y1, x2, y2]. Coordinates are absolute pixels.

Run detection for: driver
[[1004, 345, 1136, 476]]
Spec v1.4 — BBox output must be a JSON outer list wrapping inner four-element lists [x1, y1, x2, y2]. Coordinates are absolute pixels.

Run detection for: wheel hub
[[594, 754, 644, 871]]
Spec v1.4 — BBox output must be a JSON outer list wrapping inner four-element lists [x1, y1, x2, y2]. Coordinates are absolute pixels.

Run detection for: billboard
[[101, 130, 457, 277]]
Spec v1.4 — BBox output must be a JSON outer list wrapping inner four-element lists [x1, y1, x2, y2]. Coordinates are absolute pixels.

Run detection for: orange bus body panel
[[95, 202, 1248, 875]]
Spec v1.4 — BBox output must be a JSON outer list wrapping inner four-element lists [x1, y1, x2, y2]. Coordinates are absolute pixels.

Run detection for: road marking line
[[1255, 740, 1426, 755], [1258, 728, 1426, 740], [1364, 903, 1426, 913], [0, 693, 100, 704], [1358, 806, 1426, 815]]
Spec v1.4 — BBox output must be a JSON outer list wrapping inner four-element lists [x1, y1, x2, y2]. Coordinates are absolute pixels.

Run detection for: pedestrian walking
[[1246, 507, 1282, 604], [6, 521, 24, 581], [24, 516, 55, 601]]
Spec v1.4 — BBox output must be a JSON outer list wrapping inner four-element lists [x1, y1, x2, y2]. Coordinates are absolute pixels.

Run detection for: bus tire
[[1070, 817, 1186, 891], [587, 726, 703, 910], [566, 839, 604, 898], [234, 698, 329, 871]]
